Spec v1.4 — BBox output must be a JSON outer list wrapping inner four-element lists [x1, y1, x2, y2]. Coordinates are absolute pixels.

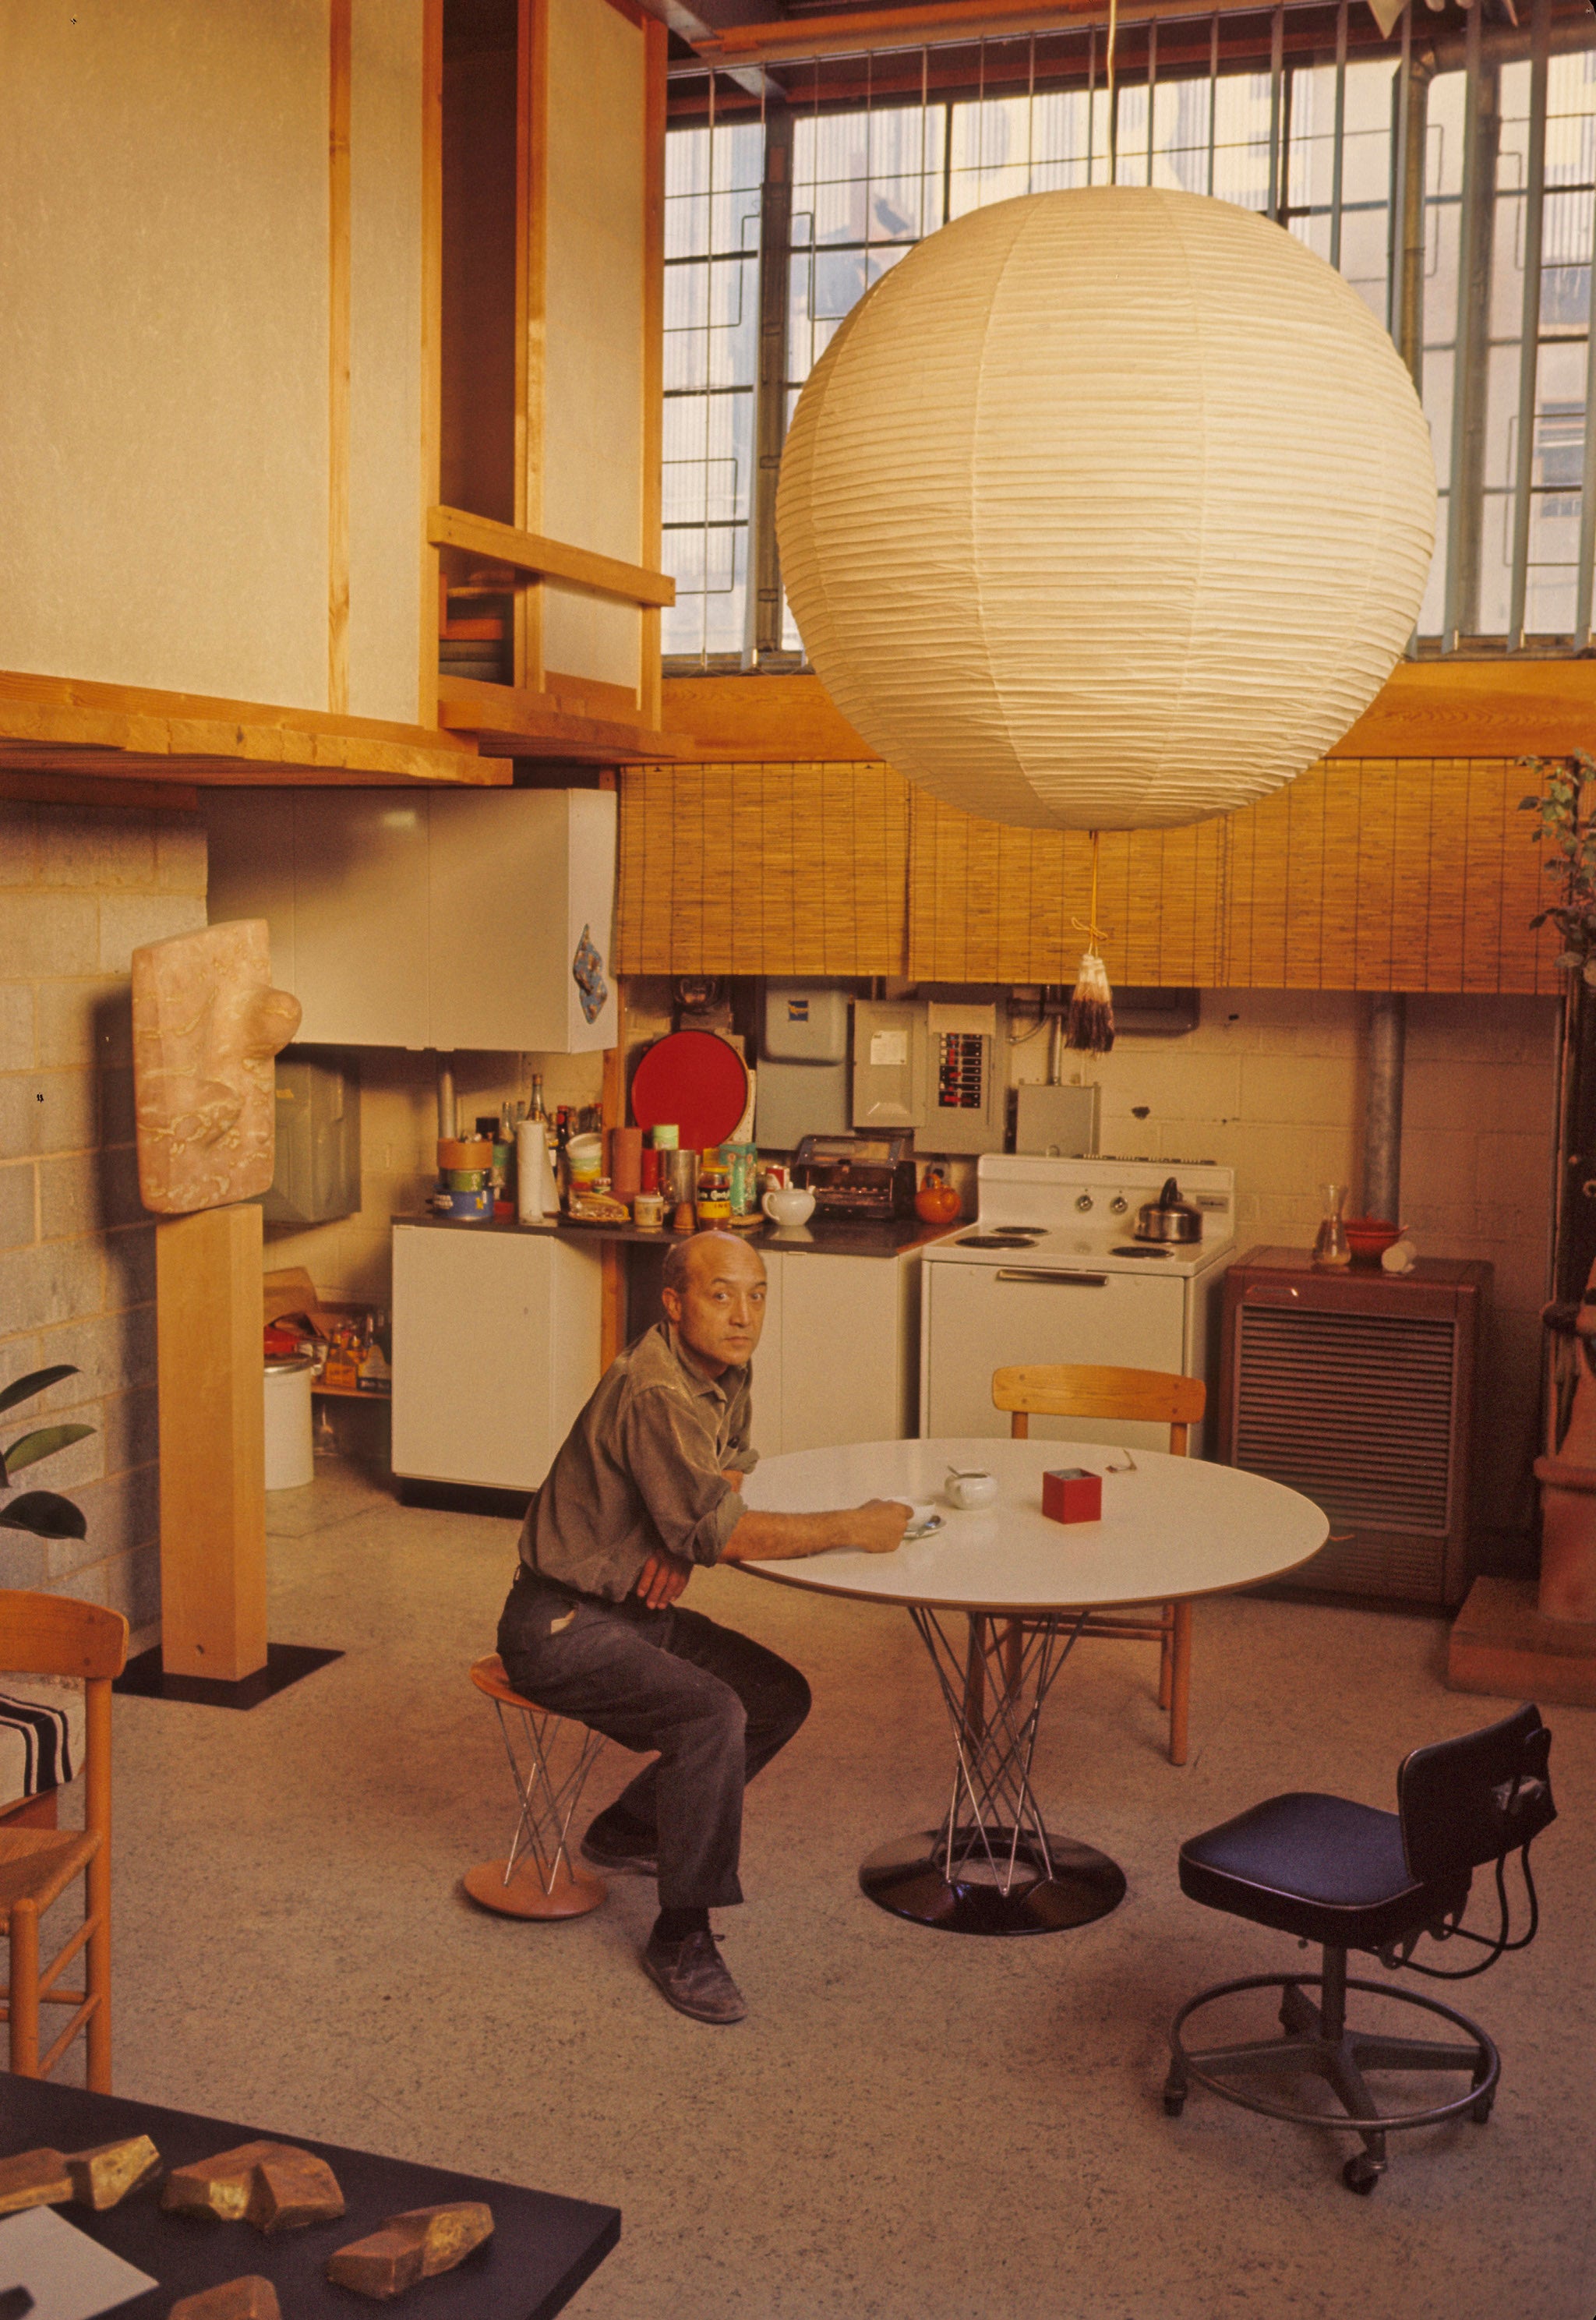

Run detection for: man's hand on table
[[634, 1548, 695, 1610], [849, 1499, 915, 1554]]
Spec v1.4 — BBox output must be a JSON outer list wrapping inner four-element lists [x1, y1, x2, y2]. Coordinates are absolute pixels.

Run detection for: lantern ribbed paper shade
[[776, 188, 1438, 832]]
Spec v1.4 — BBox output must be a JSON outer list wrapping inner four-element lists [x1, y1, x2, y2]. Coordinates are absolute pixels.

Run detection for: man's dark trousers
[[497, 1563, 811, 1909]]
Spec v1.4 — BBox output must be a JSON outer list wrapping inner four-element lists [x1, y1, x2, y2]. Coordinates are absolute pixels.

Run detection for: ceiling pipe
[[1362, 994, 1407, 1226]]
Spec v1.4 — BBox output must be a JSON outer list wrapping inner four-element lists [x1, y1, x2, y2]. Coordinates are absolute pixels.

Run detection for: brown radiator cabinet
[[1217, 1248, 1492, 1610]]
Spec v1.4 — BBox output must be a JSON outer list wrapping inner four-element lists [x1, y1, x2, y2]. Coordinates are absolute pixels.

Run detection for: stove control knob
[[1110, 1195, 1128, 1215], [1075, 1193, 1093, 1212]]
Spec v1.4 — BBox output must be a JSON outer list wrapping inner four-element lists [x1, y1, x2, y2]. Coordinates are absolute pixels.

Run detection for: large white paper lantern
[[776, 187, 1437, 832]]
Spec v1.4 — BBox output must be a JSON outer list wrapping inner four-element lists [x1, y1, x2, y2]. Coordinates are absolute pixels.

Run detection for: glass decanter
[[1312, 1182, 1351, 1269]]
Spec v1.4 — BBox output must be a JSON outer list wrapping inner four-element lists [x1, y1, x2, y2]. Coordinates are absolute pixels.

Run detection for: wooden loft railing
[[0, 668, 511, 806], [427, 505, 684, 765]]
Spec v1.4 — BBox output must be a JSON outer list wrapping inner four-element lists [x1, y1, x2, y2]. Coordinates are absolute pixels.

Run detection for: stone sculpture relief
[[131, 922, 301, 1215]]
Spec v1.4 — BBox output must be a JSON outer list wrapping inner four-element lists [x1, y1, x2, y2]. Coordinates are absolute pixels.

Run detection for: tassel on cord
[[1065, 832, 1115, 1055]]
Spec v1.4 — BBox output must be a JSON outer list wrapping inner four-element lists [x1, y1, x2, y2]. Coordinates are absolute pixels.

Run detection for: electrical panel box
[[852, 1001, 927, 1131], [261, 1051, 362, 1227], [1015, 1082, 1100, 1157], [763, 982, 850, 1062], [926, 1001, 1008, 1156]]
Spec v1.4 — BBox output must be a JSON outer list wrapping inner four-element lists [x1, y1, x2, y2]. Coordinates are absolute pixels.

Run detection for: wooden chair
[[0, 1592, 128, 2089], [992, 1364, 1207, 1767]]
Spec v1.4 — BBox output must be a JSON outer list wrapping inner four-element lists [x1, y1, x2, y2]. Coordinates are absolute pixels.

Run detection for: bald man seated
[[496, 1227, 909, 2025]]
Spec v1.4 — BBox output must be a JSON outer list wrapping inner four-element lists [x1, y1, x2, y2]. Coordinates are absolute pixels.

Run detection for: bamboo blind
[[614, 760, 910, 975], [616, 756, 1561, 993]]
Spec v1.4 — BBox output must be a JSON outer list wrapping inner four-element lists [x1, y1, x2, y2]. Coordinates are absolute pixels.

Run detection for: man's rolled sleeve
[[623, 1387, 747, 1567]]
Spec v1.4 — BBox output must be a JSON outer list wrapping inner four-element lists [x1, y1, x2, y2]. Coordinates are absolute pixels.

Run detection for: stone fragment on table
[[162, 2140, 344, 2230], [168, 2277, 281, 2320], [243, 2148, 345, 2233], [324, 2202, 494, 2298], [64, 2135, 161, 2210], [0, 2149, 70, 2215]]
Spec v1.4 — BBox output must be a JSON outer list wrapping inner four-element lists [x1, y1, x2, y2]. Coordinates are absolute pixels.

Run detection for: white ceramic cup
[[945, 1470, 998, 1510], [762, 1186, 815, 1228]]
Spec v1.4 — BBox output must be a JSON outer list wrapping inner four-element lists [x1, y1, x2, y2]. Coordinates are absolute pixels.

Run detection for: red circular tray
[[630, 1030, 750, 1155]]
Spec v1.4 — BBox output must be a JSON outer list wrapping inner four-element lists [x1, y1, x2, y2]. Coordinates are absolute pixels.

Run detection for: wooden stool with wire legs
[[0, 1591, 128, 2090], [991, 1365, 1207, 1766], [464, 1656, 609, 1921]]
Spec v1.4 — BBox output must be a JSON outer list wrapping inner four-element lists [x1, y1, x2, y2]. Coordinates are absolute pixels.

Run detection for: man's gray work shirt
[[517, 1320, 757, 1601]]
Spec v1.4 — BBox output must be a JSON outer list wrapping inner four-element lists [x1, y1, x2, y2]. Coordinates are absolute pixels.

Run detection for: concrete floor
[[90, 1457, 1596, 2320]]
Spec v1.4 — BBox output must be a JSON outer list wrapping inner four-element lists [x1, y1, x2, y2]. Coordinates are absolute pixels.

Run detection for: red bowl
[[1344, 1216, 1402, 1263]]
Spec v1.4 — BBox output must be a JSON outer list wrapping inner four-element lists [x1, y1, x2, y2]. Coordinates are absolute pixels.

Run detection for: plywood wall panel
[[540, 0, 645, 694], [618, 756, 1560, 993], [0, 0, 330, 710], [349, 0, 425, 724]]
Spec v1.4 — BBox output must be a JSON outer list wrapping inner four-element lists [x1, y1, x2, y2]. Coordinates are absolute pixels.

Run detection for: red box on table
[[1043, 1467, 1102, 1524]]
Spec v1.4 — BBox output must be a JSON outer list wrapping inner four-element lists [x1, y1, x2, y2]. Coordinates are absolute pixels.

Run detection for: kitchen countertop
[[393, 1212, 960, 1259]]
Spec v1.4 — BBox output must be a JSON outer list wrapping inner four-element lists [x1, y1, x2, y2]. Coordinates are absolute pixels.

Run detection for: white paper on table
[[901, 1503, 943, 1540], [0, 2205, 157, 2320]]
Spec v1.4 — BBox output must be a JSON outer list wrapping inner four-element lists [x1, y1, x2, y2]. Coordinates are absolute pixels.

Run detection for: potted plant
[[0, 1366, 95, 1541]]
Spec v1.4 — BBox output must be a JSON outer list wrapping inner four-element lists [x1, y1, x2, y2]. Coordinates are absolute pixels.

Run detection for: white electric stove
[[919, 1155, 1238, 1456]]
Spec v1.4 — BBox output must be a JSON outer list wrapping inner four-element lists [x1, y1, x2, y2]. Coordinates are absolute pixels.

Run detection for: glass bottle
[[1312, 1182, 1351, 1269]]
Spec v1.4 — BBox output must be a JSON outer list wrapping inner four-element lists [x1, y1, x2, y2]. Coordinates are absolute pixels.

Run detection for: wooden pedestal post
[[156, 1204, 269, 1683]]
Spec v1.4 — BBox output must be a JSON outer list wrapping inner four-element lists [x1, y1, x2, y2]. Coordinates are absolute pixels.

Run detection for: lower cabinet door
[[392, 1227, 602, 1488], [776, 1255, 909, 1455], [922, 1263, 1188, 1453]]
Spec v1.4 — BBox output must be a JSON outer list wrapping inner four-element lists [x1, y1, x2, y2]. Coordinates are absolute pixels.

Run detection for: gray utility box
[[1014, 1082, 1100, 1156], [756, 982, 851, 1150], [852, 999, 1008, 1156], [262, 1051, 362, 1227]]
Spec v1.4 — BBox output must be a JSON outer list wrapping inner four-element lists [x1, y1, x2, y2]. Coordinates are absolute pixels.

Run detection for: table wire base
[[463, 1696, 609, 1921], [860, 1608, 1128, 1937]]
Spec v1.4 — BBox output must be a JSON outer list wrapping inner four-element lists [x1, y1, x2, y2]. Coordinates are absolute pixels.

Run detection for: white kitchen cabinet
[[202, 788, 616, 1053], [750, 1248, 923, 1457], [391, 1224, 603, 1491]]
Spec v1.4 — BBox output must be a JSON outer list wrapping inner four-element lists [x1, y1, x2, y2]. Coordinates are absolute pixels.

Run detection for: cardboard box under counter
[[1043, 1468, 1102, 1524]]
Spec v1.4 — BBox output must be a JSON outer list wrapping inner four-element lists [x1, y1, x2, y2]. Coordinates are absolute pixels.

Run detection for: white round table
[[740, 1438, 1327, 1937]]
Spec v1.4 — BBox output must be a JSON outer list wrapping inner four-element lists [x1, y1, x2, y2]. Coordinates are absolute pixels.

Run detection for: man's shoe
[[641, 1928, 748, 2025], [580, 1816, 659, 1877]]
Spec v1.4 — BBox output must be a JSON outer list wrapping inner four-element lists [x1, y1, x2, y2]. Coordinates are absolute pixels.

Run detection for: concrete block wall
[[0, 801, 207, 1647]]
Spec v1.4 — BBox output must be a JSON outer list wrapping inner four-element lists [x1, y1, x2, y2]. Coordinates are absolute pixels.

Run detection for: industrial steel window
[[664, 0, 1596, 673]]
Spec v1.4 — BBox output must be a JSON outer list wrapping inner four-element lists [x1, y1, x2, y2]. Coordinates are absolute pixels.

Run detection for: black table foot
[[860, 1826, 1127, 1936]]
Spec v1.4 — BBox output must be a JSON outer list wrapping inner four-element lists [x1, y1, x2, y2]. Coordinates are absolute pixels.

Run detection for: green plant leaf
[[0, 1366, 79, 1418], [0, 1492, 87, 1541], [0, 1424, 94, 1486]]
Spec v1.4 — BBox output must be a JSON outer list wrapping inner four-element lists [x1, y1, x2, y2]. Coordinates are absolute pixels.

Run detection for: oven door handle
[[994, 1269, 1109, 1287]]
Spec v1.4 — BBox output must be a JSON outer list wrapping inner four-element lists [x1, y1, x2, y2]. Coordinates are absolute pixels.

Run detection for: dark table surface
[[0, 2076, 618, 2320]]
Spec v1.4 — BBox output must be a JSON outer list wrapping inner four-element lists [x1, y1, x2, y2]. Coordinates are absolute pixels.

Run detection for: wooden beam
[[662, 670, 880, 761], [516, 0, 549, 695], [329, 0, 353, 715], [436, 674, 687, 759], [692, 0, 1238, 69], [1328, 659, 1596, 760], [640, 14, 668, 733], [662, 662, 1596, 770], [157, 1205, 269, 1683], [428, 504, 676, 608], [419, 0, 445, 727]]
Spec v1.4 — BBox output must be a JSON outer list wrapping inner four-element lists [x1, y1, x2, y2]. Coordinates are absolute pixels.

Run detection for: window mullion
[[1509, 0, 1552, 649], [750, 104, 793, 665]]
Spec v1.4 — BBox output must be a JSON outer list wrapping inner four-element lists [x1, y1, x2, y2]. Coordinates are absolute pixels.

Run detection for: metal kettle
[[1134, 1175, 1203, 1244]]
